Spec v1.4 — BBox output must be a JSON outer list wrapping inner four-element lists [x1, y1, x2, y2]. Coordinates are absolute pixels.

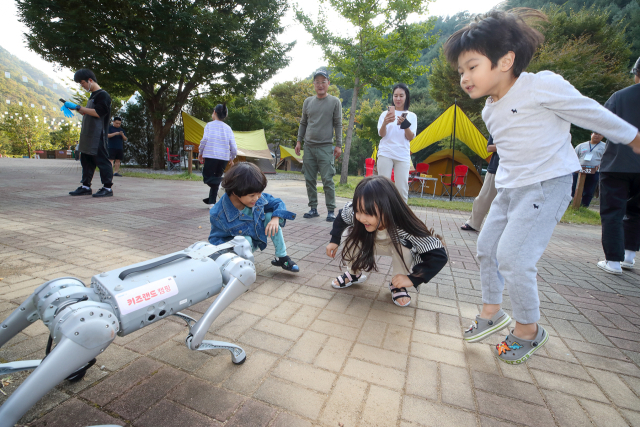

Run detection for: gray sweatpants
[[477, 174, 572, 324]]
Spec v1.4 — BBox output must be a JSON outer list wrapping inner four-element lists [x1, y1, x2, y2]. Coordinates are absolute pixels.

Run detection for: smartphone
[[401, 112, 408, 118], [388, 105, 395, 114], [59, 98, 66, 104]]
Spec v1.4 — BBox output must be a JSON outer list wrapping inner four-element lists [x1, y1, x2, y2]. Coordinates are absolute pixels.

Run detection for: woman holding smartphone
[[376, 83, 417, 202]]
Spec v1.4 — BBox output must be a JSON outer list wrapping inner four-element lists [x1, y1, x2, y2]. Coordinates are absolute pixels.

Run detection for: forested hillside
[[0, 46, 71, 119]]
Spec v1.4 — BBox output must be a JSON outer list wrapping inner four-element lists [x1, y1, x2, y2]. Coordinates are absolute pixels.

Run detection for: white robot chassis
[[0, 237, 257, 427]]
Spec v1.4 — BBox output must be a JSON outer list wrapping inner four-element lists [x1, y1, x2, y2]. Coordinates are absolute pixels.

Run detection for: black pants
[[599, 172, 640, 261], [203, 158, 228, 204], [81, 142, 113, 188], [571, 171, 599, 207]]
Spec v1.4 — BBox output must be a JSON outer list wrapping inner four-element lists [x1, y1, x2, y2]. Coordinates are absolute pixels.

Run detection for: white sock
[[607, 261, 621, 270], [624, 250, 636, 263], [82, 185, 90, 190], [105, 187, 112, 192]]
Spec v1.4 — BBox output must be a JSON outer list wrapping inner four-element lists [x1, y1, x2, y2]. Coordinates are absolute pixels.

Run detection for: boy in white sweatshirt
[[444, 8, 640, 364]]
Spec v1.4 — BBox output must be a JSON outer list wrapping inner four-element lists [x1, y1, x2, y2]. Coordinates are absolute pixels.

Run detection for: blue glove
[[60, 105, 74, 118], [64, 101, 79, 110]]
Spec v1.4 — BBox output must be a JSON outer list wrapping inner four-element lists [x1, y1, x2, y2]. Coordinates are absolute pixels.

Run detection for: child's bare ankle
[[513, 323, 538, 340], [479, 304, 501, 320]]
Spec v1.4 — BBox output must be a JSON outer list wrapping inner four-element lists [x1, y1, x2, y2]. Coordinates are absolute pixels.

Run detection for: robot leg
[[0, 301, 117, 427]]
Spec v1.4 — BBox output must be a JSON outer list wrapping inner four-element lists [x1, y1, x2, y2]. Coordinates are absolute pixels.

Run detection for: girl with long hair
[[326, 176, 448, 307]]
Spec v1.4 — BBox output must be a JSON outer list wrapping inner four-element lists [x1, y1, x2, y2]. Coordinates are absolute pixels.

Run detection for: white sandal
[[389, 283, 411, 307], [332, 272, 367, 289]]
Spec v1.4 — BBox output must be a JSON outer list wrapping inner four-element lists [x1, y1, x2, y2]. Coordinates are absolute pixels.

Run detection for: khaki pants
[[346, 229, 413, 276], [303, 144, 336, 211], [466, 172, 497, 230]]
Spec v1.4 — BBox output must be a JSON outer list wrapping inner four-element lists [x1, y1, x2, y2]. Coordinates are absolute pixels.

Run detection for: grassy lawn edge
[[121, 169, 601, 225]]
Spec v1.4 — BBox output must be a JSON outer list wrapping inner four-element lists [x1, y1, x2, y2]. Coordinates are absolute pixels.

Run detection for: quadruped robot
[[0, 237, 257, 427]]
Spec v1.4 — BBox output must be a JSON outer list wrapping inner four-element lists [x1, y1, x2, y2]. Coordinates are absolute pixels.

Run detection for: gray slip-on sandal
[[495, 325, 549, 364], [464, 309, 512, 343]]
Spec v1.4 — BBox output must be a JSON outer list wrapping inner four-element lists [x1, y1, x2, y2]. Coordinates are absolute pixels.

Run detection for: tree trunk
[[340, 77, 360, 185], [152, 116, 170, 170], [26, 139, 31, 158]]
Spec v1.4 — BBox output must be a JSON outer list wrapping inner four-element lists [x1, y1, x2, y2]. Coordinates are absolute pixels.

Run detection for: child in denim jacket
[[208, 163, 299, 272]]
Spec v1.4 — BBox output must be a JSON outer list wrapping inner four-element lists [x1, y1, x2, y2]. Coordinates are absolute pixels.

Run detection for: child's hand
[[265, 217, 280, 237], [326, 243, 339, 258], [391, 274, 413, 289]]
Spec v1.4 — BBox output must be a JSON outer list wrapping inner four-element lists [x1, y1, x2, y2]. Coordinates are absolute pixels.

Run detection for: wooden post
[[572, 173, 586, 209], [572, 165, 599, 209], [184, 144, 194, 174]]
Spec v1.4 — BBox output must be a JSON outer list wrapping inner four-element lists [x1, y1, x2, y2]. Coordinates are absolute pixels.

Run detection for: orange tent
[[419, 149, 483, 197]]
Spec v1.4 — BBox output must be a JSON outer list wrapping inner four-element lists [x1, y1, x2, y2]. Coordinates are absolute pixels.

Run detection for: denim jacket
[[208, 192, 296, 250]]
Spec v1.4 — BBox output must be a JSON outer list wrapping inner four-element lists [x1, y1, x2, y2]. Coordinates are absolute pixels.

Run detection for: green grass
[[118, 168, 601, 225], [319, 175, 473, 211], [561, 206, 601, 225], [120, 169, 203, 181]]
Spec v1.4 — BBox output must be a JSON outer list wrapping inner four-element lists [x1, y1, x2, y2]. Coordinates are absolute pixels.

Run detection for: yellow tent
[[182, 111, 208, 147], [277, 145, 303, 172], [410, 104, 489, 160], [279, 145, 303, 162], [419, 149, 484, 197], [181, 111, 274, 172]]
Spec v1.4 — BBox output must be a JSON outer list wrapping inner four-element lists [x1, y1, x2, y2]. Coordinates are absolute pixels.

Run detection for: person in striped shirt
[[198, 103, 237, 206], [326, 176, 448, 307]]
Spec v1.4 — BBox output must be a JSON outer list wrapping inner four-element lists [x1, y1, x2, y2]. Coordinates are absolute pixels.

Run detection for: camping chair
[[409, 163, 430, 193], [365, 158, 375, 177], [439, 165, 469, 197], [166, 147, 181, 171]]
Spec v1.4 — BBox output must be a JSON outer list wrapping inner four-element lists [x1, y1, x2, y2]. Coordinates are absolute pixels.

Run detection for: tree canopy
[[18, 0, 294, 168], [428, 5, 634, 146], [0, 105, 51, 157]]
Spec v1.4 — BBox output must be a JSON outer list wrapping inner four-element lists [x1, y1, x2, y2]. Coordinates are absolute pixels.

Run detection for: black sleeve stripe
[[397, 229, 443, 254], [341, 201, 354, 225]]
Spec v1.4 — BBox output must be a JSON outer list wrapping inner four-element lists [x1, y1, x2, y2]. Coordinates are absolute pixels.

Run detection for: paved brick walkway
[[1, 158, 639, 427]]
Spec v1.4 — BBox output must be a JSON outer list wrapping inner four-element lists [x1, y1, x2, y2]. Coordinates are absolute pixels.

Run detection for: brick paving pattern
[[1, 158, 639, 427]]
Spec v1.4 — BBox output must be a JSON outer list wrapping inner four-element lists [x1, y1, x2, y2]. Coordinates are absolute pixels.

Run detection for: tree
[[49, 122, 80, 149], [428, 6, 633, 145], [119, 95, 156, 168], [354, 99, 384, 149], [296, 0, 438, 183], [505, 0, 640, 65], [18, 0, 294, 169], [0, 105, 50, 157], [268, 79, 341, 148], [190, 94, 279, 133]]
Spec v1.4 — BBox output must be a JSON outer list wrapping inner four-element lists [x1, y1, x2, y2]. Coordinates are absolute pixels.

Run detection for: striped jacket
[[329, 202, 447, 288]]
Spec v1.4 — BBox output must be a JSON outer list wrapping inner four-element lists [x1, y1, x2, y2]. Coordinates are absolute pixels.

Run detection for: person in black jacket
[[326, 176, 448, 307], [67, 69, 113, 198], [597, 57, 640, 274]]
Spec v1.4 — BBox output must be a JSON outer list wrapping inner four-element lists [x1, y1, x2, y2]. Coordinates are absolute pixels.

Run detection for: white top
[[377, 110, 418, 162], [574, 141, 607, 167], [482, 71, 637, 189]]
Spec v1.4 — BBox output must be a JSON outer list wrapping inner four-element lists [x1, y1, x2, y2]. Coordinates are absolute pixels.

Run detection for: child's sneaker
[[271, 256, 299, 272], [495, 325, 548, 364], [464, 309, 511, 342]]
